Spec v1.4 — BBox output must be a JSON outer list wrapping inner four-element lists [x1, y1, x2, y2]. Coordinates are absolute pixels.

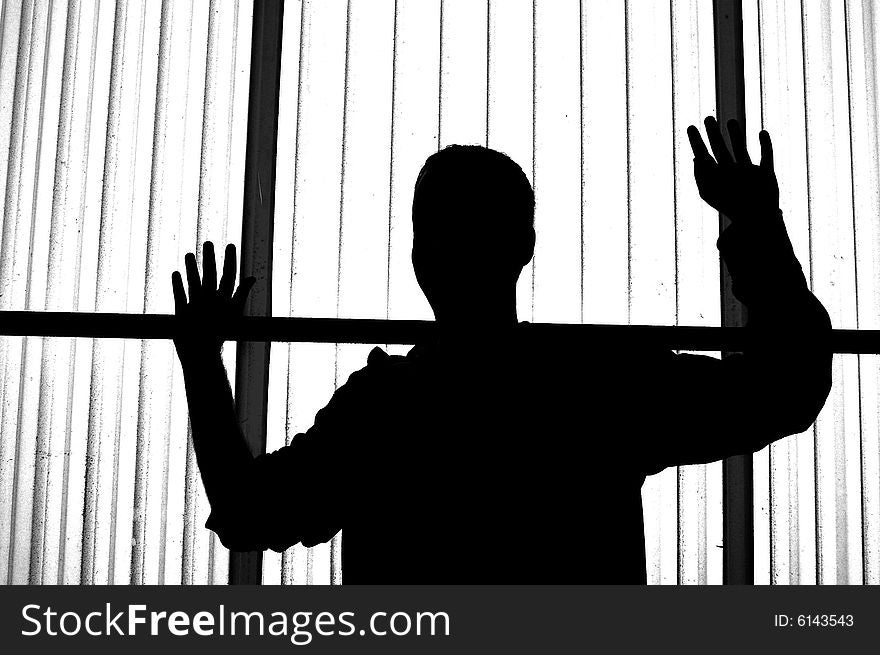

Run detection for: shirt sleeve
[[205, 347, 390, 551], [638, 211, 832, 476]]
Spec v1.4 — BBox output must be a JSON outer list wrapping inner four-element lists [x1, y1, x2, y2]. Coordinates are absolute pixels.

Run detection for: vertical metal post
[[230, 0, 285, 585], [713, 0, 753, 584]]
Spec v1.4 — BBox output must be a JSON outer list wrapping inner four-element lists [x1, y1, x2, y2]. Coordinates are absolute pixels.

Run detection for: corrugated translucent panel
[[0, 0, 252, 584], [846, 1, 880, 586], [622, 0, 721, 585], [266, 0, 352, 586], [488, 0, 534, 317], [667, 1, 723, 586], [745, 0, 879, 585], [268, 0, 720, 584]]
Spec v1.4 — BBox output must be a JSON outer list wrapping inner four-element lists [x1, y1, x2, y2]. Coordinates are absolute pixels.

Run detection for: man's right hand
[[687, 116, 780, 222], [171, 242, 255, 365]]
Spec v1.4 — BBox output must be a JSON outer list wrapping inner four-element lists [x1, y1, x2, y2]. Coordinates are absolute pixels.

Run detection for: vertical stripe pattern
[[0, 0, 252, 584], [745, 0, 879, 585]]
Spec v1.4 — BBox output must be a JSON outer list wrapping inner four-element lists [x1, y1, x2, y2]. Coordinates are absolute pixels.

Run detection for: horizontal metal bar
[[0, 310, 877, 353]]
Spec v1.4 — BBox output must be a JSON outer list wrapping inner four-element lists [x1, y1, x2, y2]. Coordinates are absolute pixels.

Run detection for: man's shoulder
[[342, 346, 412, 390], [365, 345, 413, 369], [324, 347, 412, 416]]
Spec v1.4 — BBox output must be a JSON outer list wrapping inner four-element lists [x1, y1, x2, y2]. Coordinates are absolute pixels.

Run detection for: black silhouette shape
[[172, 118, 831, 583]]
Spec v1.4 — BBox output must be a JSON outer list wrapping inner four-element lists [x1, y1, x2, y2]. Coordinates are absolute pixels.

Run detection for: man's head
[[412, 145, 535, 326]]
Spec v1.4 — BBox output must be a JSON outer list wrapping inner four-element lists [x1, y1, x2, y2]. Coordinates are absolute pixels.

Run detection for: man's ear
[[517, 227, 536, 269]]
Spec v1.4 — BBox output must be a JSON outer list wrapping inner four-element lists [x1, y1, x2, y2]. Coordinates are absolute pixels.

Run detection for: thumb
[[231, 276, 257, 311]]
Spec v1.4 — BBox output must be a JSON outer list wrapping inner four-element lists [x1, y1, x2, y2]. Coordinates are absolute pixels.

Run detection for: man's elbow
[[214, 527, 268, 553], [774, 369, 832, 438], [206, 508, 263, 552], [205, 494, 290, 553], [209, 516, 297, 553], [207, 508, 336, 553]]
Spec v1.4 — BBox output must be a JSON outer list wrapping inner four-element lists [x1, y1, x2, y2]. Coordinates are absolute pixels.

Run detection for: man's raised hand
[[171, 242, 255, 362], [687, 116, 779, 221]]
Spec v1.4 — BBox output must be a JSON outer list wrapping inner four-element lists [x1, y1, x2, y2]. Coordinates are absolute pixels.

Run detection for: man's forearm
[[721, 210, 800, 300], [721, 208, 832, 439], [720, 208, 830, 329], [179, 348, 255, 514]]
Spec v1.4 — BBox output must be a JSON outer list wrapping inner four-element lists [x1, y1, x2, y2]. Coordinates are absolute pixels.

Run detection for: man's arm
[[203, 352, 383, 551], [172, 242, 262, 547], [172, 243, 373, 551], [639, 118, 832, 475]]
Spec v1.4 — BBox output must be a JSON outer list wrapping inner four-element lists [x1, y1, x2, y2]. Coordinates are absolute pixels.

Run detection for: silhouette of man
[[172, 117, 831, 583]]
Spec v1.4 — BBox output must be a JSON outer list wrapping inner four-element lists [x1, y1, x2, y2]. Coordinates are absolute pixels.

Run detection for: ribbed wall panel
[[846, 0, 880, 585], [0, 0, 252, 584], [668, 0, 724, 586], [745, 0, 880, 585]]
